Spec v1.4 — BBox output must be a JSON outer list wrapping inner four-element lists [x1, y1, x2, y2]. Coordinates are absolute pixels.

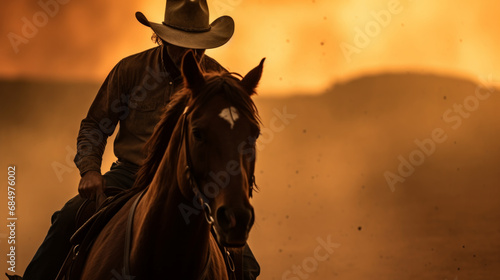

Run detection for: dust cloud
[[251, 73, 500, 279], [1, 72, 499, 279]]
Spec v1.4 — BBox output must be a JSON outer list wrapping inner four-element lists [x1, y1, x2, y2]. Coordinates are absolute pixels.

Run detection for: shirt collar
[[161, 44, 181, 80]]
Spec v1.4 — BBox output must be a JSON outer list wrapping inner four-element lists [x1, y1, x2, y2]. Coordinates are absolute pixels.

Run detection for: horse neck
[[130, 138, 214, 278]]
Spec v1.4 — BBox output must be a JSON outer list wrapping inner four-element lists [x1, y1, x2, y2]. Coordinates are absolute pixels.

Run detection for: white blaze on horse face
[[219, 107, 239, 129]]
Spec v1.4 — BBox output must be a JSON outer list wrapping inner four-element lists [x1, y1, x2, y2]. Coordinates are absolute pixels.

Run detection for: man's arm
[[74, 62, 124, 198]]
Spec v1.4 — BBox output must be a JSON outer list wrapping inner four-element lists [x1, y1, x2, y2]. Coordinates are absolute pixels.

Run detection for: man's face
[[166, 44, 205, 69]]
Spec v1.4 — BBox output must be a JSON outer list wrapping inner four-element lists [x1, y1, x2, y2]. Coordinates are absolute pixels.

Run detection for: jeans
[[243, 245, 261, 280]]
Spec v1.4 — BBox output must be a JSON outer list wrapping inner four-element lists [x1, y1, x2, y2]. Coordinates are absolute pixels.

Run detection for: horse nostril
[[217, 207, 236, 230], [216, 206, 253, 231]]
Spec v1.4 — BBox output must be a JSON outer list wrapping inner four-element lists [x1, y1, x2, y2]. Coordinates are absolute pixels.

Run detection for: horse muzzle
[[214, 205, 254, 247]]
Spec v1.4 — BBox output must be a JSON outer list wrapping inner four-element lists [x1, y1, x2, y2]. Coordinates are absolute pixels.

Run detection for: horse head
[[178, 51, 264, 247]]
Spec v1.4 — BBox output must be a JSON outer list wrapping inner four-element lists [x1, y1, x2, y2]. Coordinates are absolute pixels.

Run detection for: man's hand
[[78, 170, 104, 200]]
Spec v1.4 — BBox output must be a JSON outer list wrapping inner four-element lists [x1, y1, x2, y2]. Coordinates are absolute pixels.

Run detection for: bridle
[[180, 106, 215, 225], [179, 106, 257, 224], [179, 105, 256, 279]]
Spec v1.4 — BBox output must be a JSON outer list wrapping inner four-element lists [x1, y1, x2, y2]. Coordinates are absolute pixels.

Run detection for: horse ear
[[240, 58, 265, 95], [181, 51, 205, 94]]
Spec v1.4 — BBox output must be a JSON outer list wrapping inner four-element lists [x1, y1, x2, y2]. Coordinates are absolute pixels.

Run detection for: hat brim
[[136, 12, 234, 49]]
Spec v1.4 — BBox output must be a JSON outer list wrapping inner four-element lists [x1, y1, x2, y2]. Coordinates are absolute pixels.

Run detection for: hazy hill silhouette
[[1, 72, 499, 279]]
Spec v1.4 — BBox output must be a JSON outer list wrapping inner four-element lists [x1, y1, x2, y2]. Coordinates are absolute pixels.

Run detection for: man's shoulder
[[114, 46, 162, 73], [122, 46, 161, 62], [201, 54, 226, 73]]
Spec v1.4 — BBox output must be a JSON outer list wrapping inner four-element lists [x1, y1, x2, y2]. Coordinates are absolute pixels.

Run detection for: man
[[22, 0, 260, 279]]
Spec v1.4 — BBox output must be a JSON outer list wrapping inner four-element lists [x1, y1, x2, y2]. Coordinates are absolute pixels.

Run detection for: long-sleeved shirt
[[74, 45, 225, 175]]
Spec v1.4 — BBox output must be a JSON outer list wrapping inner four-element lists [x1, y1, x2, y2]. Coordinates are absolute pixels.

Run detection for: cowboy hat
[[136, 0, 235, 49]]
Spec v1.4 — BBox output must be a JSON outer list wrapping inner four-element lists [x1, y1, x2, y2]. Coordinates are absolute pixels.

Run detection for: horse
[[5, 273, 23, 280], [79, 51, 265, 279]]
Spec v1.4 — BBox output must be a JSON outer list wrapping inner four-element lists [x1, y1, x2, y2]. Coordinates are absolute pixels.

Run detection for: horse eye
[[192, 128, 203, 141]]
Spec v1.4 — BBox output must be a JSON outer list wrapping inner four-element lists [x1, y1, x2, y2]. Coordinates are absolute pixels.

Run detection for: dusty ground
[[1, 72, 499, 279]]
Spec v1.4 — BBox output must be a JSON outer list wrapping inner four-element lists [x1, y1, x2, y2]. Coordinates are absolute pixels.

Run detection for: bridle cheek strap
[[180, 106, 256, 224], [180, 107, 214, 225]]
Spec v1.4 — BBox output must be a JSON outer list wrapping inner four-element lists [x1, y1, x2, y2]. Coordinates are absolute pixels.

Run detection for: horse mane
[[132, 89, 189, 192], [132, 70, 261, 193]]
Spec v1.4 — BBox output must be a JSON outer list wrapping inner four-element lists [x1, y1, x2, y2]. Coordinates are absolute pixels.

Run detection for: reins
[[123, 189, 146, 278]]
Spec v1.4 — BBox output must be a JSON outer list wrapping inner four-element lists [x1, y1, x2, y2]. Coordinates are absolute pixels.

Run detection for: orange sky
[[2, 0, 500, 95]]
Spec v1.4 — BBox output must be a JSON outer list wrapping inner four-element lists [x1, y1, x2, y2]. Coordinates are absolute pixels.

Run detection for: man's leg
[[22, 195, 85, 280], [243, 244, 260, 280], [102, 161, 138, 193]]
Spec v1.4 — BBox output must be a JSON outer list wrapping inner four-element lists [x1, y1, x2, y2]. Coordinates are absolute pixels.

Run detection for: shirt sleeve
[[74, 61, 125, 175]]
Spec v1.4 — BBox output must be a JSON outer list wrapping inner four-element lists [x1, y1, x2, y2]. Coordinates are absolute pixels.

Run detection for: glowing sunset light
[[1, 0, 499, 95]]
